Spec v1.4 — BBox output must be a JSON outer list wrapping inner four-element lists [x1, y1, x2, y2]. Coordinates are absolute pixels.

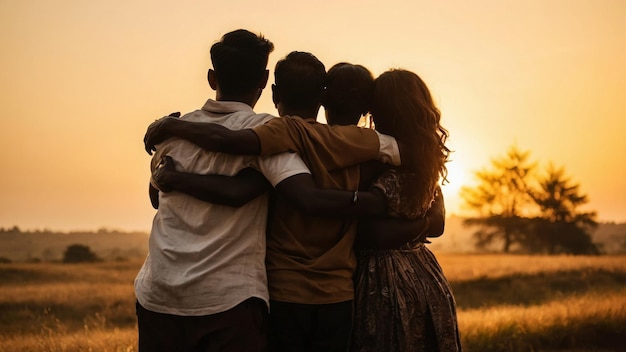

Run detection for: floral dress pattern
[[351, 169, 462, 352]]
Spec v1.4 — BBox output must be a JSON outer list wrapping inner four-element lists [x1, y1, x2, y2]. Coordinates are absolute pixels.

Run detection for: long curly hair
[[371, 69, 450, 211]]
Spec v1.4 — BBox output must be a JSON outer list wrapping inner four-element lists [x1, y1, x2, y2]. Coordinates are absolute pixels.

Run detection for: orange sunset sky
[[1, 0, 625, 232]]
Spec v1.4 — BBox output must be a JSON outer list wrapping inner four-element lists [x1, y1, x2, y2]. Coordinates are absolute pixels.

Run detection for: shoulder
[[257, 152, 311, 186], [329, 124, 378, 142], [217, 111, 276, 130], [373, 169, 428, 219]]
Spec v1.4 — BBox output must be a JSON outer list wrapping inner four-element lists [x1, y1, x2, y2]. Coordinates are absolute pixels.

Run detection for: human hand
[[424, 187, 445, 237], [152, 155, 177, 192], [144, 112, 181, 155]]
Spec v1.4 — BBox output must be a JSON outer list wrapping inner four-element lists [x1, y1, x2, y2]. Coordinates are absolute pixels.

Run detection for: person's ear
[[259, 70, 269, 89], [208, 69, 217, 90], [272, 84, 280, 106]]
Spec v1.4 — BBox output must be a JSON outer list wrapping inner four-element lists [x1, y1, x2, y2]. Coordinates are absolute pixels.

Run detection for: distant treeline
[[425, 216, 626, 255], [0, 227, 149, 263], [0, 226, 148, 236], [1, 219, 625, 263]]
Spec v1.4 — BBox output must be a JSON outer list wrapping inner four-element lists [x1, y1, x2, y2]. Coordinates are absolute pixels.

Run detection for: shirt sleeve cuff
[[375, 131, 402, 166]]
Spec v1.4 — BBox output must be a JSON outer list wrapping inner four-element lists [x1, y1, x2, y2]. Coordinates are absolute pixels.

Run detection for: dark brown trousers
[[136, 298, 268, 352]]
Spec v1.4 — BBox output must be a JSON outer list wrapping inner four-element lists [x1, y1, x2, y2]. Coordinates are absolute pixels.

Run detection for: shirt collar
[[201, 99, 255, 114]]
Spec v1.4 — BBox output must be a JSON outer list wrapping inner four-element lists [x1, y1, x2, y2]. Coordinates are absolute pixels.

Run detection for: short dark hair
[[274, 51, 326, 111], [210, 29, 274, 96], [324, 63, 374, 125]]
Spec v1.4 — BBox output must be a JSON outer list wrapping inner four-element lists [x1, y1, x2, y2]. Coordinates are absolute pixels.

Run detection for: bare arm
[[357, 217, 431, 249], [274, 174, 387, 217], [424, 187, 445, 237], [153, 157, 385, 215], [144, 114, 261, 156], [356, 186, 446, 249], [152, 156, 271, 207]]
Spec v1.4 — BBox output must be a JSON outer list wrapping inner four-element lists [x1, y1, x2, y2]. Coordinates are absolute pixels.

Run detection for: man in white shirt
[[135, 29, 311, 352]]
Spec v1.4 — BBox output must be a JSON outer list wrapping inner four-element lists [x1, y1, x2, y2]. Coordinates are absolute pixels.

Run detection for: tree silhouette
[[63, 244, 99, 263], [461, 146, 599, 254], [528, 164, 599, 254], [461, 146, 537, 252]]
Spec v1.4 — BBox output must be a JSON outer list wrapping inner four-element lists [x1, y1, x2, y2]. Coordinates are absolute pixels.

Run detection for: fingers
[[152, 156, 173, 192], [162, 155, 175, 170], [144, 113, 178, 155], [144, 139, 156, 155], [157, 155, 175, 171], [144, 118, 165, 155], [144, 132, 153, 155], [144, 126, 154, 155]]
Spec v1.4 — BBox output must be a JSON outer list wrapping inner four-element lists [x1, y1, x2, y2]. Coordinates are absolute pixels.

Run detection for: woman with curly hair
[[351, 69, 461, 352]]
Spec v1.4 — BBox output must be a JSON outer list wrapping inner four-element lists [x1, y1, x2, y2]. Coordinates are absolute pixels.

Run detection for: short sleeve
[[375, 131, 401, 166], [255, 152, 311, 187], [252, 118, 298, 156], [252, 116, 382, 170]]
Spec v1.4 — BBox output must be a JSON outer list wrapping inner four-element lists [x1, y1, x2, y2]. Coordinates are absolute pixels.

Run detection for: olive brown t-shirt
[[252, 116, 398, 304]]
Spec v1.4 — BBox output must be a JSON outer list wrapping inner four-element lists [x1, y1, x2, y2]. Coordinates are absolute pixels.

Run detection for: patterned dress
[[351, 170, 462, 352]]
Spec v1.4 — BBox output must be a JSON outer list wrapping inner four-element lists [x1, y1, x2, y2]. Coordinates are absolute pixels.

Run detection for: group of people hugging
[[135, 28, 462, 352]]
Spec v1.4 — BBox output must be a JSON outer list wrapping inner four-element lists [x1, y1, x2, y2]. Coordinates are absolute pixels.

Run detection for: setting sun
[[441, 158, 473, 217]]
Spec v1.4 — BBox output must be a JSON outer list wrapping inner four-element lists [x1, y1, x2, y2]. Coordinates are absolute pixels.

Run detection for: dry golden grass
[[0, 260, 140, 339], [435, 254, 626, 351], [0, 282, 132, 304], [436, 253, 626, 282], [0, 328, 137, 352], [1, 255, 625, 351], [459, 289, 626, 351]]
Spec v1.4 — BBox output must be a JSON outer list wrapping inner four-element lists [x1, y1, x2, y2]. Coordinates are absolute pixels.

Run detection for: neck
[[326, 111, 361, 126], [216, 89, 260, 108], [280, 106, 320, 119]]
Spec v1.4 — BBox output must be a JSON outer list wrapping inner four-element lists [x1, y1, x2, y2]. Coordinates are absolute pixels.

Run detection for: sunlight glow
[[441, 158, 473, 216], [1, 1, 625, 230]]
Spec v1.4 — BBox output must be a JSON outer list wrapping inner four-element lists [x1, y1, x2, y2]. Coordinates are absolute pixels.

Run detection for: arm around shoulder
[[275, 174, 387, 217], [152, 156, 271, 207], [356, 186, 446, 249], [144, 116, 261, 155]]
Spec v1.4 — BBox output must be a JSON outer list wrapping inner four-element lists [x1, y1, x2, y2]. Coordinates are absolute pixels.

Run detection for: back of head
[[371, 69, 450, 208], [324, 63, 374, 126], [274, 51, 326, 112], [210, 29, 274, 96], [371, 69, 440, 144]]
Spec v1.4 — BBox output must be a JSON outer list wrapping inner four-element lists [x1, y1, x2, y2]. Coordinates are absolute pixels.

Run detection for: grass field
[[1, 254, 625, 351]]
